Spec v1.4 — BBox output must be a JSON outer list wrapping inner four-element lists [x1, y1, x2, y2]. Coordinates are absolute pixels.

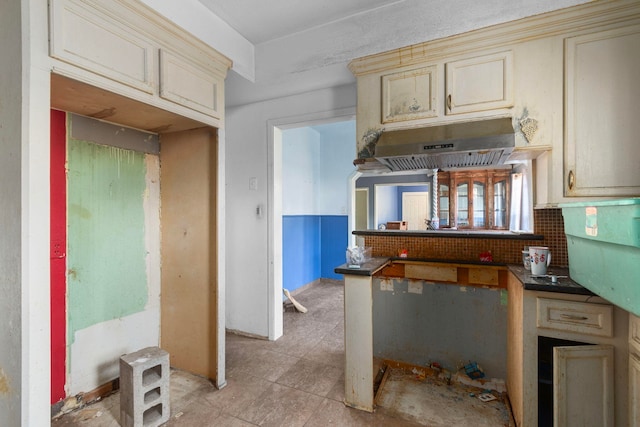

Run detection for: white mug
[[529, 246, 551, 276]]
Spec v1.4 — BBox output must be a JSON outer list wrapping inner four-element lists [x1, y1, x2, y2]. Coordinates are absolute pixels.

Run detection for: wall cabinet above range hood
[[373, 118, 515, 171]]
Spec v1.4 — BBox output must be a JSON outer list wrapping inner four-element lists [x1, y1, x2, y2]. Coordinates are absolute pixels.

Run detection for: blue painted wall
[[320, 216, 348, 279], [283, 216, 320, 292], [283, 214, 347, 291]]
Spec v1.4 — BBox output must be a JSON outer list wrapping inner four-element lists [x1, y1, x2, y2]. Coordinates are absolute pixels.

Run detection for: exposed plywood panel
[[160, 127, 218, 380], [51, 74, 207, 133], [405, 264, 457, 282], [468, 267, 498, 286], [507, 271, 524, 427]]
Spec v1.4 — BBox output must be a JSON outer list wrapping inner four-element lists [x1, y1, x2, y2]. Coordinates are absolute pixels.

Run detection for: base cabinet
[[629, 352, 640, 426], [630, 314, 640, 426], [554, 345, 614, 427], [507, 271, 628, 426]]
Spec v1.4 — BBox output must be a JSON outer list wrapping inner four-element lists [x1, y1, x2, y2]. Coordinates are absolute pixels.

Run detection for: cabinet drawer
[[536, 298, 613, 337], [631, 314, 640, 354]]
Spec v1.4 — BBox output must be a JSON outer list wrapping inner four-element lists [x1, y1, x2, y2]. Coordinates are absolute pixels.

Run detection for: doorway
[[268, 109, 355, 340], [402, 191, 429, 231]]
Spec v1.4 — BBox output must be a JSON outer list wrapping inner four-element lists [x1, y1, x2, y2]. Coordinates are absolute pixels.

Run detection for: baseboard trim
[[51, 377, 120, 419]]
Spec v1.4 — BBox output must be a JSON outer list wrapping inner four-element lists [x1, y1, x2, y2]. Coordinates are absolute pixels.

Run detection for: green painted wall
[[67, 139, 148, 342]]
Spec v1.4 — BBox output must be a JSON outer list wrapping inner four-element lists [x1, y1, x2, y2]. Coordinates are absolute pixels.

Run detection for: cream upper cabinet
[[445, 51, 513, 115], [159, 49, 223, 119], [381, 65, 438, 124], [49, 0, 231, 126], [49, 0, 155, 93], [564, 24, 640, 197]]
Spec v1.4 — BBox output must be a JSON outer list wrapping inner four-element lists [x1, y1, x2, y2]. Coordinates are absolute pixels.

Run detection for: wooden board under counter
[[376, 260, 508, 289]]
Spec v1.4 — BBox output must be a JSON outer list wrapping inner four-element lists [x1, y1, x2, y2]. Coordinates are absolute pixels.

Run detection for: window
[[437, 169, 511, 230]]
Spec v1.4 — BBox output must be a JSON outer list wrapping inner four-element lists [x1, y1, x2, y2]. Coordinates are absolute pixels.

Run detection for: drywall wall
[[0, 2, 24, 423], [225, 84, 356, 338], [373, 278, 508, 379], [0, 0, 51, 423], [316, 121, 356, 215], [282, 127, 320, 215], [160, 128, 218, 379], [66, 115, 160, 395]]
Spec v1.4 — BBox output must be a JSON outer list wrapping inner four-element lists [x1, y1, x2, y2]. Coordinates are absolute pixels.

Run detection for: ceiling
[[197, 0, 592, 108]]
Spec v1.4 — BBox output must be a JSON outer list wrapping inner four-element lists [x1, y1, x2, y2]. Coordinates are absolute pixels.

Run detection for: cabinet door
[[381, 65, 438, 123], [49, 0, 155, 93], [564, 25, 640, 197], [445, 51, 513, 115], [630, 352, 640, 427], [159, 49, 223, 119], [554, 345, 614, 427]]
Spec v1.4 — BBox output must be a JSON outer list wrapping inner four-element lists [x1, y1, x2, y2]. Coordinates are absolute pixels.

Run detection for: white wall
[[0, 2, 24, 424], [317, 122, 356, 215], [282, 122, 356, 216], [225, 84, 356, 338], [282, 128, 320, 215], [138, 0, 254, 81], [0, 0, 51, 424]]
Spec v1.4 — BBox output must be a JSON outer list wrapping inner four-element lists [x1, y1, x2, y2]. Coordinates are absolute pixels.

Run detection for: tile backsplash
[[363, 208, 568, 266]]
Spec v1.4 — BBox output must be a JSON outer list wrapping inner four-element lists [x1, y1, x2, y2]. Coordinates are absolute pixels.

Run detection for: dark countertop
[[508, 264, 595, 296], [336, 259, 594, 297], [334, 257, 390, 276], [352, 229, 544, 240]]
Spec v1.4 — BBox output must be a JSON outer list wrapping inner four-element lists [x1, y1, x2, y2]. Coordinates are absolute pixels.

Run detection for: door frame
[[267, 107, 355, 340]]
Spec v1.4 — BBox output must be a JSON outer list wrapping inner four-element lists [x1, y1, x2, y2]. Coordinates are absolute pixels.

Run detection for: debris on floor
[[282, 288, 308, 313], [376, 366, 511, 426], [464, 361, 485, 379]]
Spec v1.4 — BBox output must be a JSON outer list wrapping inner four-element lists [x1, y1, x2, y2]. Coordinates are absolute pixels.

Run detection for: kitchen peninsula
[[337, 259, 629, 425]]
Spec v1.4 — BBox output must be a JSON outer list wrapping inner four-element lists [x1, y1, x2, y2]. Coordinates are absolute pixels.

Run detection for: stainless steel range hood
[[374, 118, 515, 171]]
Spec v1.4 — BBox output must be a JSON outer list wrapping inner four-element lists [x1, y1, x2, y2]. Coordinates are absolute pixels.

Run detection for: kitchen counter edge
[[508, 264, 595, 296]]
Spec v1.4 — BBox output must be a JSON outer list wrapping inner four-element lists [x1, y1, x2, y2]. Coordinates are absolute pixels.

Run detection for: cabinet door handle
[[447, 94, 452, 111], [568, 170, 575, 190], [560, 313, 588, 321]]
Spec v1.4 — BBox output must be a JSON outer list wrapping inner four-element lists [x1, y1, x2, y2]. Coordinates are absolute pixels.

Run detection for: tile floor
[[53, 279, 510, 426]]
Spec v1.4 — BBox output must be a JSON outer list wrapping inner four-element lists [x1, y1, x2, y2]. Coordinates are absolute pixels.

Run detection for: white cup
[[529, 246, 551, 276], [522, 250, 531, 270]]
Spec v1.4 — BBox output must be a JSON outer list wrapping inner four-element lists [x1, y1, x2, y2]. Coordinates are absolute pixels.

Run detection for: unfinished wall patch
[[380, 279, 394, 292], [67, 139, 148, 340], [408, 281, 423, 294], [0, 367, 11, 395]]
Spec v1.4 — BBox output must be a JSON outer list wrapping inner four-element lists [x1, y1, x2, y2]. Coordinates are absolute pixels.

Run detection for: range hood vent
[[374, 118, 515, 171]]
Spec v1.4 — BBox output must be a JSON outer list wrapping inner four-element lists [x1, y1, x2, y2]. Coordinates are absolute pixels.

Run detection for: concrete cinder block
[[120, 346, 170, 427]]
